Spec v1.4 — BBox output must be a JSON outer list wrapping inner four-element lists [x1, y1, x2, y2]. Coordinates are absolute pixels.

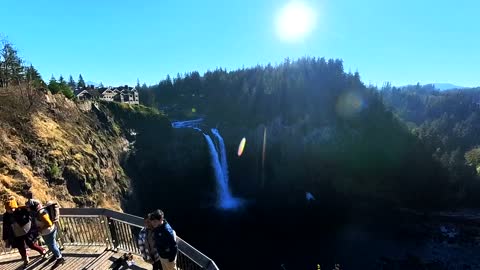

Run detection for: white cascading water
[[211, 128, 229, 182], [203, 132, 241, 209], [172, 120, 241, 210]]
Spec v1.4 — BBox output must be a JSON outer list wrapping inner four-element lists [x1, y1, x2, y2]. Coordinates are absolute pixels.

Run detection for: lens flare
[[336, 92, 366, 118], [237, 137, 247, 156]]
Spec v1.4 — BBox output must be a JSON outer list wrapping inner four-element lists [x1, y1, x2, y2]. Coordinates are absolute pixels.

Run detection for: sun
[[275, 1, 316, 42]]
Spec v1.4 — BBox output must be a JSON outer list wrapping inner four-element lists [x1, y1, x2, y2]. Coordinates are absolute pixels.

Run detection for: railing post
[[106, 217, 119, 250]]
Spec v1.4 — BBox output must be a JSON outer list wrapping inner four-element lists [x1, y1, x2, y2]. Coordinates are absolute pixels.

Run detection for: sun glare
[[275, 1, 316, 43]]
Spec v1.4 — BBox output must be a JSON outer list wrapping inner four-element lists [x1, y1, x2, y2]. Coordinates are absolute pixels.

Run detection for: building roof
[[75, 89, 100, 97], [75, 85, 137, 97]]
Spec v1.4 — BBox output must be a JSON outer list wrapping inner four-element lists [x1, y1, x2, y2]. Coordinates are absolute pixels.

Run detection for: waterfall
[[171, 118, 204, 129], [203, 129, 241, 210], [211, 128, 229, 183], [172, 120, 241, 210]]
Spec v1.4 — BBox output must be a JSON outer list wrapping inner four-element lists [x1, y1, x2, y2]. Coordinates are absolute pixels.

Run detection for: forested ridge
[[382, 84, 480, 205], [135, 58, 477, 210]]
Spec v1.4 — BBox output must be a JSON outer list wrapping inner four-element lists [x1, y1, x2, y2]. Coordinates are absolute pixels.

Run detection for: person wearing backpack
[[149, 209, 178, 270], [26, 199, 65, 269], [2, 196, 46, 268], [138, 215, 163, 270]]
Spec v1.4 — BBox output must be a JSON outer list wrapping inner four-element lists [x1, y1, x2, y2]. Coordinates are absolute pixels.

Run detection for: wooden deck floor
[[0, 245, 152, 270]]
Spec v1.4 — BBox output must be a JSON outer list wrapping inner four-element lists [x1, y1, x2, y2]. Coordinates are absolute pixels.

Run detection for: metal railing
[[1, 208, 219, 270]]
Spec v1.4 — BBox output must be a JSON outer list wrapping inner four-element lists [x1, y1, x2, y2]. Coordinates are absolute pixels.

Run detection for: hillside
[[134, 58, 460, 211], [381, 86, 480, 205], [0, 86, 161, 211]]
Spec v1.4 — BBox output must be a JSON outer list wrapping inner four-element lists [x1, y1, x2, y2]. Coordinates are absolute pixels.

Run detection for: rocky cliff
[[0, 88, 138, 211]]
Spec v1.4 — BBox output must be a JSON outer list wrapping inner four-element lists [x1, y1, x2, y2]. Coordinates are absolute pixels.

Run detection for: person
[[26, 199, 65, 269], [149, 209, 178, 270], [138, 215, 163, 270], [111, 252, 135, 270], [2, 196, 46, 268]]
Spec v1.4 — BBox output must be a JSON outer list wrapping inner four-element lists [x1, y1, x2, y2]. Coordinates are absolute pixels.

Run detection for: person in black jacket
[[2, 196, 46, 268], [149, 209, 178, 270]]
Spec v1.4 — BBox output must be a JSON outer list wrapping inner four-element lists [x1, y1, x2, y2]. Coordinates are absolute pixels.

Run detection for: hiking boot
[[47, 256, 57, 264], [22, 257, 30, 268], [50, 257, 65, 269]]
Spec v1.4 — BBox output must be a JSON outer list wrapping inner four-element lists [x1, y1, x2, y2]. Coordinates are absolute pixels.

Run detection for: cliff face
[[98, 102, 211, 215], [0, 89, 130, 211]]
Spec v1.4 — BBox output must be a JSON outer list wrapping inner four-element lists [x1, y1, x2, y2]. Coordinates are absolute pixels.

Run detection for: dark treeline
[[0, 37, 89, 100], [382, 84, 480, 205], [134, 58, 461, 211], [0, 39, 45, 93], [140, 58, 364, 126]]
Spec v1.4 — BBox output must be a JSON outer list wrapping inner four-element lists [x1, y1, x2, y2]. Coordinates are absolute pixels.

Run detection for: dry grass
[[32, 113, 69, 144], [49, 149, 64, 157], [0, 155, 67, 211], [0, 88, 127, 212], [0, 127, 21, 150], [96, 195, 123, 212], [74, 153, 83, 161]]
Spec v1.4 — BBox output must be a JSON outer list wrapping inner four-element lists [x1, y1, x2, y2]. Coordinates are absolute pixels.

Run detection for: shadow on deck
[[0, 245, 152, 270]]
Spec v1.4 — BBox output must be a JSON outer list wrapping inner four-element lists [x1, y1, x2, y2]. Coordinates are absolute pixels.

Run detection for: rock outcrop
[[0, 90, 130, 211]]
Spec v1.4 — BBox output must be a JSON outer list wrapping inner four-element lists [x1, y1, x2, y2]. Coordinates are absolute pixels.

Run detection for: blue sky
[[3, 0, 479, 87]]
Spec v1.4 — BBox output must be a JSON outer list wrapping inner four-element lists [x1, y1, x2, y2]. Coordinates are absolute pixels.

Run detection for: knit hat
[[4, 196, 18, 211]]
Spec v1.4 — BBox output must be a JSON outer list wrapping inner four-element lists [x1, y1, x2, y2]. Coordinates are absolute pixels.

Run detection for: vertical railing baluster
[[101, 216, 110, 248], [179, 254, 184, 270], [76, 217, 85, 244], [107, 217, 119, 250], [76, 217, 86, 244], [95, 217, 102, 245], [66, 217, 73, 245], [113, 220, 121, 249], [90, 217, 97, 245], [91, 217, 97, 245], [80, 217, 89, 244], [115, 221, 122, 250], [97, 217, 102, 246], [125, 223, 132, 251], [69, 217, 77, 244], [80, 217, 88, 244], [120, 221, 129, 251], [123, 223, 131, 251], [114, 220, 121, 249], [74, 217, 83, 244], [102, 216, 113, 249], [121, 222, 130, 251], [84, 217, 93, 245], [127, 223, 136, 253], [85, 217, 93, 244], [61, 217, 69, 245], [69, 217, 78, 244]]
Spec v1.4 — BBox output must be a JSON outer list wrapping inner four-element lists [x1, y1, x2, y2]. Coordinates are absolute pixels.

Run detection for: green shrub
[[48, 162, 61, 178]]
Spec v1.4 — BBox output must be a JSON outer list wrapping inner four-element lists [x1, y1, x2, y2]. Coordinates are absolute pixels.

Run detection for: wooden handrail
[[1, 208, 219, 270]]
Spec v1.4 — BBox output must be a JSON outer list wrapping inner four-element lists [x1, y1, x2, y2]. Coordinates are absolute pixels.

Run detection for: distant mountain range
[[398, 83, 467, 91], [86, 81, 99, 87], [431, 83, 466, 91]]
